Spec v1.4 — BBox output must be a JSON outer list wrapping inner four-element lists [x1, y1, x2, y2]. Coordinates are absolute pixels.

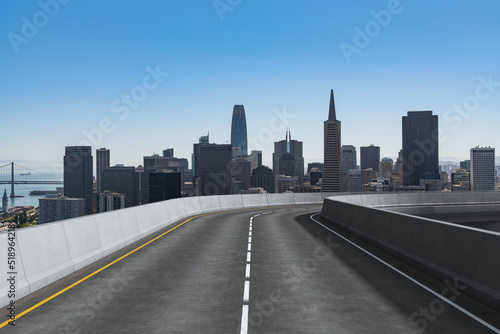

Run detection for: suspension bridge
[[0, 162, 63, 198]]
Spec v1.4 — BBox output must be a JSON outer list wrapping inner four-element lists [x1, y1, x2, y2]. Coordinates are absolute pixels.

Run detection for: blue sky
[[1, 0, 499, 174]]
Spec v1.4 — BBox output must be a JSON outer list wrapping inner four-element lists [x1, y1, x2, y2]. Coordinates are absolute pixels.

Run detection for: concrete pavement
[[2, 205, 499, 333]]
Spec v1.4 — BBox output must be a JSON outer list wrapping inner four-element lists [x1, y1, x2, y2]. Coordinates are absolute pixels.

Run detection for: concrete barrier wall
[[321, 192, 500, 312], [1, 193, 324, 306], [63, 216, 104, 271], [16, 222, 75, 295], [94, 211, 126, 256]]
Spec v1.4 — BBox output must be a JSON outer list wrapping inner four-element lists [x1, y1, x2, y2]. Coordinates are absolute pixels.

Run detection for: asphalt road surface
[[2, 205, 500, 333]]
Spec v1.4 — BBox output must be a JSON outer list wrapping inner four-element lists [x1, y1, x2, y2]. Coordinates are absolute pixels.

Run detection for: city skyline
[[1, 1, 500, 171]]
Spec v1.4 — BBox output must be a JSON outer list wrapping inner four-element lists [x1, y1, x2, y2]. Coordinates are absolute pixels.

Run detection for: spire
[[328, 89, 337, 121]]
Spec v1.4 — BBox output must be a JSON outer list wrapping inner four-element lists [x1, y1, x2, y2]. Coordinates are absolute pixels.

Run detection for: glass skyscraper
[[64, 146, 93, 214], [402, 111, 439, 186], [360, 145, 380, 172], [231, 105, 248, 157]]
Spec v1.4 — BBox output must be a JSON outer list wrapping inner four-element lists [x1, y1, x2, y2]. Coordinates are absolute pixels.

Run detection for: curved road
[[2, 205, 500, 333]]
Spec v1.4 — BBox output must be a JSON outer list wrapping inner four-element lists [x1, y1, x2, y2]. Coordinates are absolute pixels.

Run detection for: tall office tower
[[470, 147, 495, 191], [346, 169, 362, 192], [392, 150, 404, 187], [246, 150, 262, 173], [396, 150, 403, 175], [2, 189, 8, 217], [96, 148, 110, 192], [273, 130, 304, 182], [341, 145, 357, 173], [39, 195, 85, 224], [360, 145, 380, 171], [101, 166, 139, 207], [143, 155, 188, 191], [460, 160, 471, 171], [163, 148, 174, 158], [231, 105, 248, 157], [231, 158, 251, 193], [402, 111, 439, 186], [64, 146, 93, 214], [322, 89, 342, 192], [199, 133, 209, 144], [380, 157, 394, 179], [149, 172, 182, 203], [251, 166, 275, 193], [194, 143, 232, 195]]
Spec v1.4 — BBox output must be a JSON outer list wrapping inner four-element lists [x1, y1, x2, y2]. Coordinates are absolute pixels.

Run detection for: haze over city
[[1, 1, 500, 172]]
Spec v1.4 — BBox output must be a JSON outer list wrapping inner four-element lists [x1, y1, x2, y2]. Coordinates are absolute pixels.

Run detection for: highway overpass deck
[[2, 205, 500, 333]]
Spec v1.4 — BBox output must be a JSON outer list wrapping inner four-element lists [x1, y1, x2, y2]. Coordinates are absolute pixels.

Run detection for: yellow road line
[[0, 213, 209, 329], [0, 204, 320, 328]]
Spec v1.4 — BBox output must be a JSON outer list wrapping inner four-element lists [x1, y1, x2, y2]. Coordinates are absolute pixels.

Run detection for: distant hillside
[[439, 157, 500, 166]]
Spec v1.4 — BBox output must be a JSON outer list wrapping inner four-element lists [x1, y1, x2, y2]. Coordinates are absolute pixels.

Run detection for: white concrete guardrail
[[321, 192, 500, 312], [1, 193, 329, 307]]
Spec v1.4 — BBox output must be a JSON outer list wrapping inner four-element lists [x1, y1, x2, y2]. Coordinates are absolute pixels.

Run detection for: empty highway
[[2, 205, 500, 333]]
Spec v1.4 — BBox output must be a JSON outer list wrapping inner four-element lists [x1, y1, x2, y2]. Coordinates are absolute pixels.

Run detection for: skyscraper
[[231, 158, 251, 193], [163, 148, 174, 158], [380, 157, 394, 179], [199, 133, 209, 144], [402, 111, 439, 186], [251, 166, 274, 193], [149, 172, 182, 203], [96, 148, 110, 192], [273, 130, 304, 182], [346, 169, 362, 192], [101, 166, 139, 207], [143, 155, 187, 191], [193, 143, 232, 195], [246, 150, 262, 173], [460, 160, 471, 171], [360, 145, 380, 171], [322, 90, 342, 192], [470, 147, 495, 191], [64, 146, 93, 214], [231, 105, 248, 157], [341, 145, 357, 173]]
